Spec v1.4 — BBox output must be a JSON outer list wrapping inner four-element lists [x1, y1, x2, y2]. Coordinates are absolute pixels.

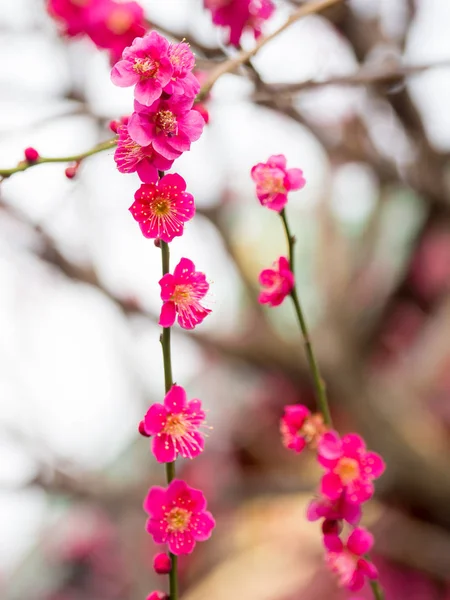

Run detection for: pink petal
[[111, 60, 139, 87], [286, 168, 305, 190], [146, 518, 168, 543], [320, 472, 343, 500], [306, 499, 324, 522], [342, 433, 366, 457], [128, 112, 154, 147], [168, 531, 195, 555], [318, 430, 342, 460], [174, 258, 195, 278], [136, 160, 159, 183], [191, 511, 215, 540], [357, 558, 378, 580], [348, 479, 374, 504], [347, 528, 374, 556], [166, 479, 190, 504], [286, 436, 306, 453], [258, 269, 276, 286], [159, 302, 176, 327], [144, 403, 167, 435], [178, 305, 211, 329], [348, 571, 365, 592], [364, 452, 385, 478], [323, 533, 343, 552], [278, 256, 291, 272], [164, 385, 187, 412], [159, 274, 175, 301], [160, 172, 187, 192], [342, 498, 362, 525], [143, 486, 166, 516], [283, 404, 310, 427], [268, 154, 287, 169], [134, 79, 163, 106], [186, 399, 205, 424], [177, 430, 204, 459], [152, 434, 177, 463]]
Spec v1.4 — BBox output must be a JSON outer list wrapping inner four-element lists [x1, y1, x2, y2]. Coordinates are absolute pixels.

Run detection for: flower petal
[[320, 472, 343, 500], [347, 527, 374, 556], [143, 486, 166, 516], [144, 403, 167, 435], [164, 385, 187, 412], [159, 302, 176, 327], [152, 434, 177, 463]]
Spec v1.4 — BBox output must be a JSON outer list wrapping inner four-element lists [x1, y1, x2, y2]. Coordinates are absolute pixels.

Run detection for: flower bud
[[24, 147, 39, 162], [153, 552, 171, 574], [138, 420, 150, 437]]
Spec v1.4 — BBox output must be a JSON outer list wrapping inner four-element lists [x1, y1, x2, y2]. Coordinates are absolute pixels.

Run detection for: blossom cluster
[[109, 26, 215, 598], [251, 154, 385, 593], [204, 0, 275, 46], [47, 0, 146, 63]]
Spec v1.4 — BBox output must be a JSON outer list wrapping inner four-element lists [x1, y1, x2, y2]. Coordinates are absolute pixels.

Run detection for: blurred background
[[1, 0, 450, 598]]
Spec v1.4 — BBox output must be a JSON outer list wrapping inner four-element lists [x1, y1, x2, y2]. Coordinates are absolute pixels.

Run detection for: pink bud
[[138, 420, 150, 437], [146, 592, 168, 600], [154, 238, 161, 248], [193, 103, 209, 124], [24, 147, 39, 162], [65, 161, 80, 179], [109, 120, 120, 133], [153, 552, 171, 574], [322, 519, 342, 536]]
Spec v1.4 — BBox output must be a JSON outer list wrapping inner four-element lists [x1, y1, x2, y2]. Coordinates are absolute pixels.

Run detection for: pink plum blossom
[[114, 123, 174, 182], [251, 154, 305, 212], [280, 404, 326, 453], [128, 96, 205, 160], [144, 479, 215, 555], [307, 491, 362, 527], [86, 0, 146, 63], [142, 385, 206, 463], [159, 258, 211, 330], [258, 256, 294, 306], [205, 0, 275, 46], [318, 431, 385, 505], [165, 42, 200, 98], [111, 32, 174, 106], [129, 174, 195, 242], [324, 527, 378, 591], [153, 552, 171, 574]]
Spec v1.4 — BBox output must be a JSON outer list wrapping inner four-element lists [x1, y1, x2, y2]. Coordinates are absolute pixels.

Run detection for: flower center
[[300, 414, 325, 447], [335, 457, 360, 485], [171, 284, 194, 307], [106, 8, 133, 35], [328, 551, 356, 587], [151, 195, 171, 217], [166, 507, 191, 533], [259, 170, 286, 198], [133, 57, 159, 78], [163, 414, 188, 438], [155, 110, 178, 136]]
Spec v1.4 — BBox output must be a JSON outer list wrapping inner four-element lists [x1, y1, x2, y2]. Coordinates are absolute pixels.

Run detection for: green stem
[[0, 138, 117, 178], [159, 240, 178, 600], [370, 580, 385, 600], [280, 209, 332, 426]]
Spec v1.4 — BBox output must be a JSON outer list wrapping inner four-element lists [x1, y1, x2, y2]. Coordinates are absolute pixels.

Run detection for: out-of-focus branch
[[252, 60, 450, 99]]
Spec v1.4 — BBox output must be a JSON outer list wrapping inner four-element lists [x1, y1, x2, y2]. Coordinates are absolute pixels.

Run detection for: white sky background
[[0, 0, 449, 579]]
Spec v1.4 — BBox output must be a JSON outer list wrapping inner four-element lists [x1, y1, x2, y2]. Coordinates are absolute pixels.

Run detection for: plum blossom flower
[[159, 258, 211, 329], [318, 431, 385, 505], [111, 32, 174, 105], [258, 256, 294, 306], [142, 385, 206, 462], [251, 154, 305, 212], [153, 552, 171, 574], [205, 0, 275, 46], [144, 479, 215, 555], [165, 42, 200, 98], [86, 0, 146, 63], [128, 96, 205, 160], [114, 123, 174, 182], [307, 491, 362, 527], [324, 527, 378, 591], [129, 174, 195, 242], [280, 404, 326, 453]]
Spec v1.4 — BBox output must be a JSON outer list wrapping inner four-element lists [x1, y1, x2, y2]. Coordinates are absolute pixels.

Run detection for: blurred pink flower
[[258, 256, 294, 306], [114, 123, 174, 182], [129, 174, 195, 242], [143, 385, 206, 462], [111, 31, 173, 105], [280, 404, 326, 452], [251, 154, 305, 212], [205, 0, 275, 46], [307, 491, 362, 526], [47, 0, 92, 36], [324, 528, 378, 591], [159, 258, 211, 329], [318, 431, 385, 504], [144, 480, 215, 555], [128, 96, 205, 160], [146, 593, 168, 600]]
